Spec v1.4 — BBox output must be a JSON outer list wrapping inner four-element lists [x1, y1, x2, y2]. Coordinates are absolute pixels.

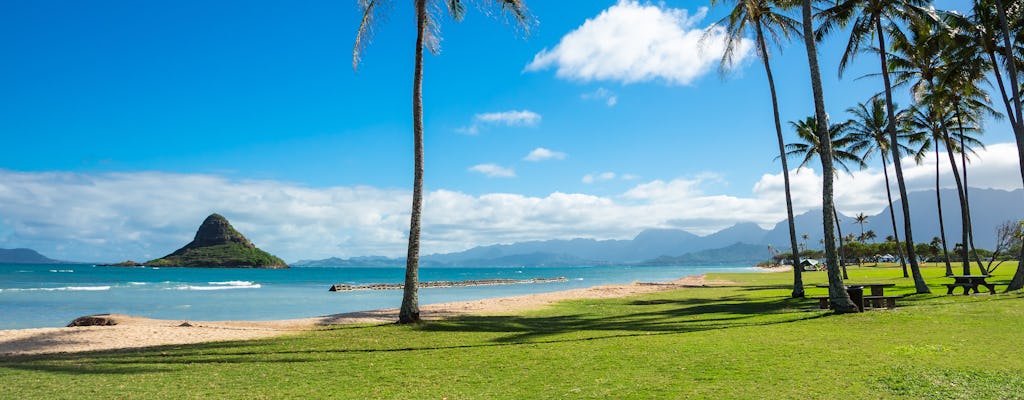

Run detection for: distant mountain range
[[295, 188, 1023, 267], [0, 248, 61, 264]]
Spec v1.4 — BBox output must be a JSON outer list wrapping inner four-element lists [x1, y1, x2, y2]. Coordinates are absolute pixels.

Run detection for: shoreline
[[0, 274, 722, 356]]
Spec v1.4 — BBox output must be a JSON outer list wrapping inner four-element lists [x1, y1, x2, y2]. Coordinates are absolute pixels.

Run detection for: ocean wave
[[208, 280, 255, 286], [49, 269, 74, 273], [129, 282, 148, 286], [173, 283, 261, 291], [1, 285, 112, 292]]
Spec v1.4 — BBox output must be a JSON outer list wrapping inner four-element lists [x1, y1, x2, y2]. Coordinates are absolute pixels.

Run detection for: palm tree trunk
[[803, 0, 856, 312], [876, 17, 928, 293], [954, 105, 987, 274], [398, 0, 428, 324], [880, 154, 908, 277], [994, 0, 1024, 291], [756, 22, 804, 298], [942, 128, 973, 276], [935, 140, 953, 276], [834, 207, 848, 279]]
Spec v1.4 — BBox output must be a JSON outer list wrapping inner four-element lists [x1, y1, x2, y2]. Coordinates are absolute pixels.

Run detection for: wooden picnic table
[[811, 283, 900, 311], [944, 275, 997, 295]]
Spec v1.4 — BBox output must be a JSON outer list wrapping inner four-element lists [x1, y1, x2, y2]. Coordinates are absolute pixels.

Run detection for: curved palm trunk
[[803, 0, 856, 312], [995, 0, 1024, 291], [954, 106, 987, 274], [834, 207, 848, 279], [756, 22, 804, 298], [942, 128, 973, 276], [880, 154, 908, 277], [398, 0, 428, 324], [876, 17, 928, 293], [934, 140, 953, 276]]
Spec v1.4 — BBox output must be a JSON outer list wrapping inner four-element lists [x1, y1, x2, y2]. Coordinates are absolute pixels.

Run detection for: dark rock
[[178, 321, 193, 327], [67, 315, 118, 327]]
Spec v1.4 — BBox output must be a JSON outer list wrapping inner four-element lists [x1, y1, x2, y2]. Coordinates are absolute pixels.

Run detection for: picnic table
[[811, 283, 900, 311], [944, 275, 997, 295]]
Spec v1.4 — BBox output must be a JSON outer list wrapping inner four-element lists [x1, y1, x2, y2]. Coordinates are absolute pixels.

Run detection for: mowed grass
[[2, 262, 1024, 399]]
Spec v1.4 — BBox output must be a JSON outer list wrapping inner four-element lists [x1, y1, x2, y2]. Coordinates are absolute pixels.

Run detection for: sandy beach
[[0, 274, 717, 356]]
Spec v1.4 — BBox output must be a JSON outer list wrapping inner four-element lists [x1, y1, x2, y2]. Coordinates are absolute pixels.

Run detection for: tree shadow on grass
[[1, 290, 830, 376]]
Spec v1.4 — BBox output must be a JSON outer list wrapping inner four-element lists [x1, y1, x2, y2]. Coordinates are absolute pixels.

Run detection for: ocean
[[0, 263, 755, 329]]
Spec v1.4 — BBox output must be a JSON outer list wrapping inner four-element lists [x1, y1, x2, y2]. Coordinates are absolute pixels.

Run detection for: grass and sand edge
[[2, 262, 1023, 399]]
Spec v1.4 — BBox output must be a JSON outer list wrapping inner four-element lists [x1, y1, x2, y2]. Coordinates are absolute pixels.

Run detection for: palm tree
[[800, 0, 856, 312], [786, 116, 863, 280], [708, 0, 805, 297], [959, 0, 1024, 290], [353, 0, 532, 323], [854, 213, 868, 241], [843, 96, 924, 277], [905, 103, 955, 276], [823, 0, 930, 294]]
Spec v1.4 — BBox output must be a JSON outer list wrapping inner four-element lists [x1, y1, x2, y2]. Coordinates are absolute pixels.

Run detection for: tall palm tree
[[824, 0, 930, 294], [963, 0, 1024, 290], [353, 0, 532, 323], [708, 0, 805, 297], [905, 103, 955, 276], [843, 96, 924, 277], [786, 116, 863, 279], [799, 0, 857, 312]]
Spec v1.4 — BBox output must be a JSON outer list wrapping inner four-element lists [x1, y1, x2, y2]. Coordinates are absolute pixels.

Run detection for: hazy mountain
[[639, 243, 767, 266], [0, 248, 61, 264], [294, 188, 1022, 267], [762, 188, 1024, 251]]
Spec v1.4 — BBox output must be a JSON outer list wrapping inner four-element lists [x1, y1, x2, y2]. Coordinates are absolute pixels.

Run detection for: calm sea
[[0, 263, 754, 329]]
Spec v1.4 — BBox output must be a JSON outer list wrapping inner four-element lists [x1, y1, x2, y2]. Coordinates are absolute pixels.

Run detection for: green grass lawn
[[3, 263, 1023, 399]]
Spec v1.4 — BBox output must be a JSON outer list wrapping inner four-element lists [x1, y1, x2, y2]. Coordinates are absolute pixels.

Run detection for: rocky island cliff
[[144, 214, 288, 268]]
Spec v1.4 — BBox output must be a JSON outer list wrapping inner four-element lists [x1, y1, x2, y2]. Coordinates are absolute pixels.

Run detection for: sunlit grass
[[2, 262, 1022, 399]]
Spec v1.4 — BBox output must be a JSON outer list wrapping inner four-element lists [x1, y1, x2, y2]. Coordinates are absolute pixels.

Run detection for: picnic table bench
[[810, 283, 900, 311], [943, 275, 998, 295]]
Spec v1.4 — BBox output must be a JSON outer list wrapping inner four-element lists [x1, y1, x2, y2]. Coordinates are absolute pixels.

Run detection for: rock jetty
[[328, 277, 568, 291]]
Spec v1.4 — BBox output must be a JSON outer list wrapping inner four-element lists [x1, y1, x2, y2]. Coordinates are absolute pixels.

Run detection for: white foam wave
[[208, 281, 255, 286], [49, 269, 74, 273], [173, 284, 261, 291], [129, 282, 148, 286]]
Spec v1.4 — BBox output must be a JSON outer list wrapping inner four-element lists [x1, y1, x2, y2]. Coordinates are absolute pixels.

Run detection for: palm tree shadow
[[417, 294, 822, 343]]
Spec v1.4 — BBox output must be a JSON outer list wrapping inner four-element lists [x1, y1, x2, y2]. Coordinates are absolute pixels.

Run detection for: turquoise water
[[0, 263, 755, 329]]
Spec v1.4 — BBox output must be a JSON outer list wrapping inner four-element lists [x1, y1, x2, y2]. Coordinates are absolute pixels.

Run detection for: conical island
[[145, 214, 288, 268]]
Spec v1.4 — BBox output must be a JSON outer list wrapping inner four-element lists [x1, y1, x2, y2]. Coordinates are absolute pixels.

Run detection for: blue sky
[[1, 0, 1019, 262]]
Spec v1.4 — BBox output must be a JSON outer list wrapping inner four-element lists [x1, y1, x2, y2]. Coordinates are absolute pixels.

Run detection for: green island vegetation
[[4, 263, 1023, 399], [143, 214, 288, 269], [145, 243, 287, 269]]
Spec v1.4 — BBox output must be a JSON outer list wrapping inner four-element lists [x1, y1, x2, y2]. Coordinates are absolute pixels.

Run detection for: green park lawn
[[2, 262, 1023, 399]]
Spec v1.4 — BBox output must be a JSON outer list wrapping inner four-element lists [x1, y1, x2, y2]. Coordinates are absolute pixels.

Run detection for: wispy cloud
[[524, 147, 567, 162], [525, 1, 752, 86], [582, 172, 617, 184], [468, 163, 517, 178], [457, 110, 541, 135], [581, 88, 618, 106]]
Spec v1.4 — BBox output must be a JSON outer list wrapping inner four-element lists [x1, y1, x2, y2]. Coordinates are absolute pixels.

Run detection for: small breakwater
[[328, 277, 568, 292]]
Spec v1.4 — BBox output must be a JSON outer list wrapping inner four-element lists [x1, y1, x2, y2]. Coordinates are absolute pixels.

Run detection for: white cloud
[[582, 172, 617, 184], [581, 88, 618, 106], [457, 110, 541, 135], [0, 144, 1019, 263], [524, 147, 567, 162], [469, 163, 517, 178], [525, 0, 752, 85]]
